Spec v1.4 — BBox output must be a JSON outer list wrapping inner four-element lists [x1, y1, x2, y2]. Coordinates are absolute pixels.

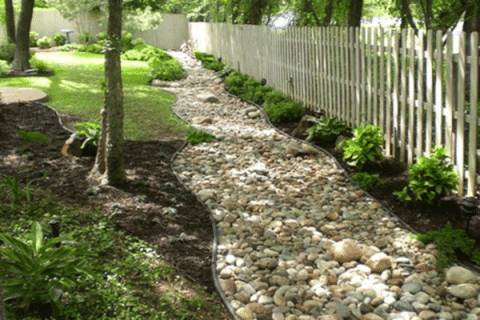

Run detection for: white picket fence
[[189, 23, 480, 197]]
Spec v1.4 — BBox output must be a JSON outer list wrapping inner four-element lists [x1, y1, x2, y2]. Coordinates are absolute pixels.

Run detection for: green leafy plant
[[148, 57, 186, 81], [95, 31, 107, 41], [409, 222, 480, 270], [306, 116, 352, 144], [251, 85, 274, 105], [85, 43, 104, 54], [37, 36, 52, 49], [74, 122, 101, 149], [0, 60, 11, 77], [16, 129, 51, 142], [0, 42, 16, 63], [264, 100, 305, 123], [121, 30, 134, 51], [186, 129, 215, 145], [0, 222, 93, 315], [393, 146, 458, 205], [29, 31, 40, 47], [53, 32, 66, 46], [29, 57, 50, 73], [78, 31, 91, 44], [342, 124, 384, 169], [351, 172, 385, 192], [225, 71, 250, 96]]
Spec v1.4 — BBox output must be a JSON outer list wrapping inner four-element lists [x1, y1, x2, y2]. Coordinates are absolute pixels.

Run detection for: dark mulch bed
[[0, 101, 216, 292]]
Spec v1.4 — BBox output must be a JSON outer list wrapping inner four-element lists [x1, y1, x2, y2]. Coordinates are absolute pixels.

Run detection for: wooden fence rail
[[189, 23, 480, 197]]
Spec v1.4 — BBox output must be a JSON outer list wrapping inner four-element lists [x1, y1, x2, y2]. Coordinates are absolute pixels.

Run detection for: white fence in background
[[0, 10, 188, 50], [189, 23, 480, 197]]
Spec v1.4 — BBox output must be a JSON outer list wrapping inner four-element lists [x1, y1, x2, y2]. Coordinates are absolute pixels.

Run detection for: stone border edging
[[168, 104, 243, 320], [222, 85, 480, 276]]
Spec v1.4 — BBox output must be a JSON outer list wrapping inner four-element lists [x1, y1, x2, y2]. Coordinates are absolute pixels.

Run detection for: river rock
[[446, 266, 478, 285], [292, 115, 318, 138], [447, 284, 479, 299], [328, 239, 362, 263]]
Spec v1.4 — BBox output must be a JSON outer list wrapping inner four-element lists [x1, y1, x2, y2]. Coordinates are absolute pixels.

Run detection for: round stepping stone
[[0, 87, 48, 104]]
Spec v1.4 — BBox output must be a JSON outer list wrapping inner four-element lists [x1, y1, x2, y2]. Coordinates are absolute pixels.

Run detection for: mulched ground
[[0, 101, 216, 292]]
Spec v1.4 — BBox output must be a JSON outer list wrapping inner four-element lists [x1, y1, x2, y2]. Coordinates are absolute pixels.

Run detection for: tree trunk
[[347, 0, 363, 27], [104, 0, 126, 185], [89, 0, 126, 186], [5, 0, 16, 43], [247, 0, 263, 25], [11, 0, 34, 72], [323, 0, 334, 26]]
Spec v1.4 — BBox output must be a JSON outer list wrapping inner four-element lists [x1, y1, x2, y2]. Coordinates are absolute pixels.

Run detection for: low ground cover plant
[[394, 146, 458, 205], [351, 172, 385, 192], [193, 51, 225, 71], [187, 129, 215, 144], [409, 222, 480, 270], [342, 124, 385, 169], [306, 116, 352, 144], [264, 100, 305, 123]]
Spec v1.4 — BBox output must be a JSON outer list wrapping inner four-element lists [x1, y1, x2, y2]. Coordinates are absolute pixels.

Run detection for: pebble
[[169, 51, 480, 320]]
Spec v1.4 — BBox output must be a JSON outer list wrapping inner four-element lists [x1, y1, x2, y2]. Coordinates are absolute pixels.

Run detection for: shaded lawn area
[[0, 51, 190, 141]]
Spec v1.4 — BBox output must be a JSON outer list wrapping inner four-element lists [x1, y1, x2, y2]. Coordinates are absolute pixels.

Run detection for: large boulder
[[292, 115, 318, 139]]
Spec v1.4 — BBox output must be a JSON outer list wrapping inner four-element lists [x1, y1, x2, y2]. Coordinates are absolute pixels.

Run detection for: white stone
[[328, 239, 362, 263]]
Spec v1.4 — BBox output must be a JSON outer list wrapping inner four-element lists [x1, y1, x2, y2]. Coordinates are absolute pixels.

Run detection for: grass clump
[[409, 222, 480, 270], [187, 129, 215, 145]]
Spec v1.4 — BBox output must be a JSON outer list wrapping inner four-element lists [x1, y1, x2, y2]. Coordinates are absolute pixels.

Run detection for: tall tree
[[347, 0, 363, 27], [11, 0, 34, 72], [4, 0, 15, 43], [89, 0, 126, 186]]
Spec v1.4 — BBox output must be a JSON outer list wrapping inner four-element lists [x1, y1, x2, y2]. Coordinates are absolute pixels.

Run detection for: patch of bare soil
[[0, 101, 217, 293]]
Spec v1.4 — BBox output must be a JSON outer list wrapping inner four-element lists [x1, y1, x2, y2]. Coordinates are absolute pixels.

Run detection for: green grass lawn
[[0, 51, 190, 141]]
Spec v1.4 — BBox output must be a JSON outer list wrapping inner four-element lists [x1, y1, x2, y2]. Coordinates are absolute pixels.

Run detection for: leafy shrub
[[37, 36, 52, 49], [95, 31, 107, 41], [142, 46, 172, 61], [29, 57, 50, 72], [0, 42, 16, 63], [148, 57, 186, 81], [351, 172, 385, 192], [79, 31, 91, 44], [263, 90, 291, 107], [0, 60, 10, 77], [85, 43, 104, 54], [265, 100, 305, 123], [121, 31, 134, 51], [225, 72, 250, 96], [60, 43, 82, 52], [0, 222, 93, 316], [29, 31, 40, 47], [53, 32, 66, 46], [75, 122, 101, 149], [342, 124, 384, 169], [132, 37, 147, 49], [187, 129, 215, 144], [409, 222, 480, 270], [306, 116, 352, 144], [121, 49, 143, 61], [250, 85, 274, 105], [393, 146, 458, 205]]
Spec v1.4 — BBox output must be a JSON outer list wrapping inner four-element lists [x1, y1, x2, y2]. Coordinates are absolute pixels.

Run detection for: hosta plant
[[74, 122, 101, 149], [0, 222, 93, 315], [306, 116, 352, 144], [342, 124, 384, 169], [393, 146, 458, 205]]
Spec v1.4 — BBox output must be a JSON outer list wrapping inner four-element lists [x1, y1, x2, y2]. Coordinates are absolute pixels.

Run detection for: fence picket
[[425, 30, 433, 155], [385, 29, 393, 157], [417, 30, 424, 159], [435, 30, 443, 147], [469, 32, 478, 194], [456, 33, 466, 196], [446, 34, 454, 160]]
